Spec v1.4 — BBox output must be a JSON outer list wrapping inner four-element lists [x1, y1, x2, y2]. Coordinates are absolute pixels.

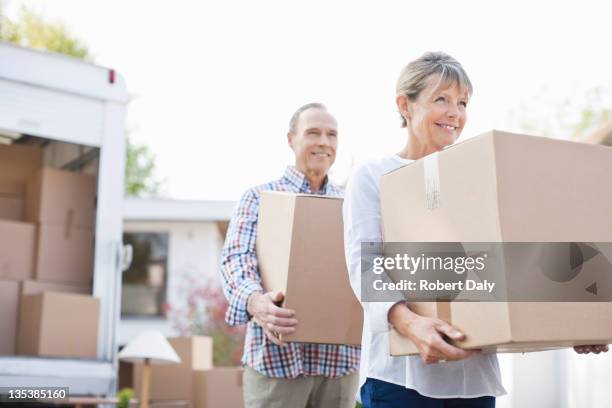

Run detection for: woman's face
[[405, 78, 470, 151]]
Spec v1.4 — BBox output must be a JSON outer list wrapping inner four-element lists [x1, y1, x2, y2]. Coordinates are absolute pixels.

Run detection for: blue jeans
[[360, 378, 495, 408]]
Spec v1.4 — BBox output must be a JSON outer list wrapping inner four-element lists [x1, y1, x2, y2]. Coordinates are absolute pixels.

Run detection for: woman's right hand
[[388, 301, 478, 364]]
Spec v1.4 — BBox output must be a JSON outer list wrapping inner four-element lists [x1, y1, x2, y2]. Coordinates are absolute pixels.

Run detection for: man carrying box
[[220, 103, 360, 408]]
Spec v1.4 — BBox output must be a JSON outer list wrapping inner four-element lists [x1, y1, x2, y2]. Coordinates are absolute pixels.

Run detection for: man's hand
[[389, 302, 478, 364], [247, 291, 298, 347], [574, 345, 609, 354]]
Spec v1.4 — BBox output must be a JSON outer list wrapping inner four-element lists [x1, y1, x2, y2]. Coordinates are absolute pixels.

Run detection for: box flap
[[256, 191, 296, 294]]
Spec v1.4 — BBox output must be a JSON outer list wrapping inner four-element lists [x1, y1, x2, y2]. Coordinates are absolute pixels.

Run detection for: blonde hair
[[396, 52, 473, 127]]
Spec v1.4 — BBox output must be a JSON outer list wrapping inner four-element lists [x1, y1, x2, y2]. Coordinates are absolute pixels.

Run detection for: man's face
[[288, 108, 338, 176]]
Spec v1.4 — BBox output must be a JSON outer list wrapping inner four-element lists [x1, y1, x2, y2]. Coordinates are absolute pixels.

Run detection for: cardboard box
[[133, 336, 213, 400], [381, 130, 612, 354], [0, 195, 23, 221], [0, 280, 20, 354], [194, 367, 243, 408], [0, 144, 43, 184], [21, 280, 91, 296], [0, 220, 36, 280], [389, 302, 612, 355], [256, 191, 363, 345], [34, 223, 94, 285], [17, 292, 100, 358], [25, 167, 97, 229], [118, 361, 134, 390], [0, 180, 25, 221]]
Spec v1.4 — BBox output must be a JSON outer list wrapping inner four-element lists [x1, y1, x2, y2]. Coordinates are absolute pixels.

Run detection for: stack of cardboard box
[[0, 143, 99, 358], [131, 336, 244, 408], [25, 167, 96, 285]]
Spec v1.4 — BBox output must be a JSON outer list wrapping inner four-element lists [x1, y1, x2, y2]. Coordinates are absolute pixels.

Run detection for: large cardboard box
[[381, 131, 612, 354], [34, 223, 94, 285], [0, 220, 36, 280], [256, 191, 363, 345], [194, 367, 243, 408], [133, 336, 213, 401], [0, 180, 25, 221], [25, 167, 97, 229], [388, 302, 612, 355], [0, 144, 43, 184], [0, 280, 20, 354], [16, 292, 100, 358], [21, 280, 91, 296]]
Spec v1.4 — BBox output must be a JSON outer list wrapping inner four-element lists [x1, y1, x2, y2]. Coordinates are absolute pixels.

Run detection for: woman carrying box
[[342, 52, 608, 408]]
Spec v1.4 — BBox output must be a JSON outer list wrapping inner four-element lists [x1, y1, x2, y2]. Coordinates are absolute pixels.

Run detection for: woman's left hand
[[574, 345, 609, 354]]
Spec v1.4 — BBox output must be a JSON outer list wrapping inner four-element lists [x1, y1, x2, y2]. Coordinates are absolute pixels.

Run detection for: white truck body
[[0, 41, 128, 396]]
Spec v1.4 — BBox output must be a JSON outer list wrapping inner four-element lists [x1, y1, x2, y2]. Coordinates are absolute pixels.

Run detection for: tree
[[0, 4, 91, 59], [512, 86, 612, 141], [0, 3, 161, 197], [566, 89, 611, 140], [125, 138, 162, 196]]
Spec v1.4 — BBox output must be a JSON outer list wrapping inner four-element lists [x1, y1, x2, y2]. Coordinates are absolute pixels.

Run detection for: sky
[[4, 0, 612, 200]]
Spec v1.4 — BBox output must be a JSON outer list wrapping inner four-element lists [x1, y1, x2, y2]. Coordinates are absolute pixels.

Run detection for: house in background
[[119, 197, 234, 346]]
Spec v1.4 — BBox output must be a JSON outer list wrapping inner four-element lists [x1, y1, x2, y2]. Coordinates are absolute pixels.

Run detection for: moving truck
[[0, 41, 130, 397]]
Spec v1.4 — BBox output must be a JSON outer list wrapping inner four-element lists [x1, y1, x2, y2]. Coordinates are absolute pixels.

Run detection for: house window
[[121, 232, 169, 317]]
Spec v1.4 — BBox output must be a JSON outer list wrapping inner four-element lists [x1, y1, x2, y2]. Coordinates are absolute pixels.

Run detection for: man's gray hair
[[288, 102, 327, 134], [396, 52, 473, 127]]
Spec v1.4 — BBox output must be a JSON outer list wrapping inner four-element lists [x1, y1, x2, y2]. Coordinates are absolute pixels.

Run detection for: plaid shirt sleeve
[[220, 188, 264, 326]]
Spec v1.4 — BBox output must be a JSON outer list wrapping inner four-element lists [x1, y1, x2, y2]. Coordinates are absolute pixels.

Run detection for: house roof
[[582, 119, 612, 146], [123, 197, 235, 222]]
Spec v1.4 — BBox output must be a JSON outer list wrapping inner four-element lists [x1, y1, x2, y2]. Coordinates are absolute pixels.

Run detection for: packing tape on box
[[423, 152, 441, 210]]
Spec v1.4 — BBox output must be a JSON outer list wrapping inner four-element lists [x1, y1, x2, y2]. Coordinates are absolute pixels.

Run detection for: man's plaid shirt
[[220, 166, 360, 378]]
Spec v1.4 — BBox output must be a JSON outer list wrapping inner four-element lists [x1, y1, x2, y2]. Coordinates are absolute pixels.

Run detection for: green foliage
[[125, 138, 162, 197], [116, 388, 134, 408], [0, 3, 161, 197], [209, 330, 245, 367], [0, 5, 91, 60], [512, 86, 611, 140], [569, 103, 611, 139]]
